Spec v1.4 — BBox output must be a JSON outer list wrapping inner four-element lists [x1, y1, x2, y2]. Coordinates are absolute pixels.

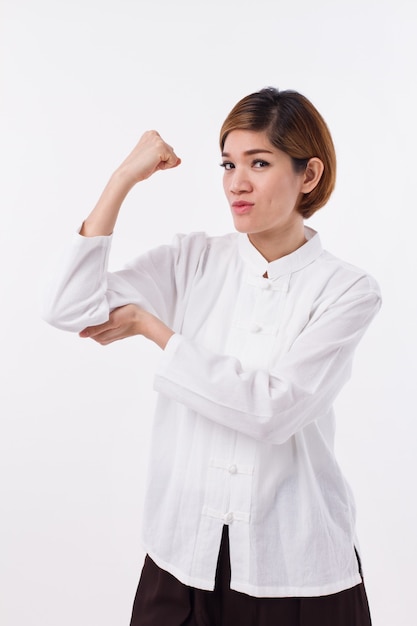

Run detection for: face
[[221, 129, 306, 250]]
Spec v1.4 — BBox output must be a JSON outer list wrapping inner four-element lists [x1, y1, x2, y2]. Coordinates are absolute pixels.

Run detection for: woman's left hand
[[79, 304, 174, 349]]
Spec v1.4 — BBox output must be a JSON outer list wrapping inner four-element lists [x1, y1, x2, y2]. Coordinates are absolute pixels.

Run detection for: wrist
[[110, 167, 138, 194], [140, 312, 174, 349], [134, 307, 174, 350]]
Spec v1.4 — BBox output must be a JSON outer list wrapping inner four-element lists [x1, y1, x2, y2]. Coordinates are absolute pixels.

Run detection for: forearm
[[127, 306, 175, 349], [153, 286, 381, 443], [80, 131, 181, 237], [80, 168, 135, 237]]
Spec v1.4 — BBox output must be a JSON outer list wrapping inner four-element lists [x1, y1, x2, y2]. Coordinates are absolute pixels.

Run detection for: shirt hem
[[145, 548, 215, 592], [142, 542, 363, 597], [230, 572, 363, 598]]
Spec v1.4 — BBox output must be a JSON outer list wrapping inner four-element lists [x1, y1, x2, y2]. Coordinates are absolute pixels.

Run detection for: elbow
[[41, 304, 83, 333], [250, 382, 299, 445], [40, 297, 109, 333], [40, 298, 68, 330], [253, 417, 293, 446], [240, 401, 294, 445], [250, 390, 316, 445], [253, 382, 342, 445]]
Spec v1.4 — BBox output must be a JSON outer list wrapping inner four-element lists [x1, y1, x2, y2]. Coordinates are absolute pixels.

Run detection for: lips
[[231, 201, 254, 215]]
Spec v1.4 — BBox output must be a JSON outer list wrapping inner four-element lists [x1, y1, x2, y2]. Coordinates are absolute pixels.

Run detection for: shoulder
[[171, 231, 238, 250], [298, 228, 381, 304], [166, 231, 240, 264], [318, 249, 381, 298], [124, 232, 239, 273]]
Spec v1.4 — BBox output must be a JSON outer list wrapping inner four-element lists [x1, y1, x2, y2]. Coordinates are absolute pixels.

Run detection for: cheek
[[271, 177, 301, 202]]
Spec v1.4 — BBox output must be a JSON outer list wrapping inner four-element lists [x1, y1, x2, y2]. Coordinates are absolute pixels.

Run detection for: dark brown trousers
[[130, 527, 372, 626]]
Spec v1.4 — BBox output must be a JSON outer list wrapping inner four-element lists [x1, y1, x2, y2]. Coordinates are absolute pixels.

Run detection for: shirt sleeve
[[41, 231, 208, 333], [153, 276, 382, 444]]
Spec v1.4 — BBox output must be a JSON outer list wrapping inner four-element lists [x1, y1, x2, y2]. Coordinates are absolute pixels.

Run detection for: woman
[[43, 87, 381, 625]]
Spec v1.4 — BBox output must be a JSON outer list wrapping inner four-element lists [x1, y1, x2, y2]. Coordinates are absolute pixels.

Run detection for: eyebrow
[[221, 149, 274, 157]]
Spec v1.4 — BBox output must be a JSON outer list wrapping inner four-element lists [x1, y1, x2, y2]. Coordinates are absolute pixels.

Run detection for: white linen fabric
[[42, 226, 381, 597]]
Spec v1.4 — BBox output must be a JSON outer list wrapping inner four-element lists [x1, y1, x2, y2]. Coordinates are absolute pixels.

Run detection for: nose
[[228, 168, 252, 194]]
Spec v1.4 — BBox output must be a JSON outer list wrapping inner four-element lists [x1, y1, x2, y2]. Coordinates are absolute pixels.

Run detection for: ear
[[301, 158, 324, 193]]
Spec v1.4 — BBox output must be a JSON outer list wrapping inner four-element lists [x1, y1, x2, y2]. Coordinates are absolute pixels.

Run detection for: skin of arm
[[79, 304, 174, 350], [78, 130, 181, 347], [80, 130, 181, 237]]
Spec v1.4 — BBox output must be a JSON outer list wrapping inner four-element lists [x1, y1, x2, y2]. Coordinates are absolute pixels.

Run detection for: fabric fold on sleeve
[[154, 284, 381, 444], [41, 232, 114, 332], [41, 230, 211, 334]]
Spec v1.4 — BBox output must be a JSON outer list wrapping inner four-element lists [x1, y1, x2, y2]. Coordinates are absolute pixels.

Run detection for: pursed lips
[[231, 201, 254, 215]]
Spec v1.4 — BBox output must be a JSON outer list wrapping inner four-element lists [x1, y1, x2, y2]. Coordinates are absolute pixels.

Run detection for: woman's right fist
[[116, 130, 181, 186]]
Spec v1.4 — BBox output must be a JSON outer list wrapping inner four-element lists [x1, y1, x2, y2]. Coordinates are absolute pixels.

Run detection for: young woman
[[43, 87, 381, 625]]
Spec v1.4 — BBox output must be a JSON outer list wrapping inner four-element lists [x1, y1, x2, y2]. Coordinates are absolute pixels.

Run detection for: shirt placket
[[201, 273, 290, 530]]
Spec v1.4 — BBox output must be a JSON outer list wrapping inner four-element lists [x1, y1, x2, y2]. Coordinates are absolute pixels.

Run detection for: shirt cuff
[[155, 333, 184, 378]]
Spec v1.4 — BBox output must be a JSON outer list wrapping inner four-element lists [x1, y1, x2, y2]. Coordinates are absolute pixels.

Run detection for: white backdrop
[[1, 0, 416, 624]]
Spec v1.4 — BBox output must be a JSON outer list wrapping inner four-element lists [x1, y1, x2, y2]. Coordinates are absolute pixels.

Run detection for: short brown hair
[[220, 87, 336, 218]]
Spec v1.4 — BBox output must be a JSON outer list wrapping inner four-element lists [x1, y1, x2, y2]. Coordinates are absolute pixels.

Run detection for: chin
[[231, 219, 252, 234], [233, 226, 250, 234]]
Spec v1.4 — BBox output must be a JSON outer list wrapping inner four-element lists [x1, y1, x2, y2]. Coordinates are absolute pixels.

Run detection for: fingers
[[78, 304, 140, 345], [79, 320, 110, 338], [154, 135, 181, 170], [79, 320, 118, 345], [157, 152, 181, 171], [88, 330, 121, 345], [79, 324, 127, 345], [131, 130, 181, 179], [78, 306, 172, 349], [142, 130, 181, 172]]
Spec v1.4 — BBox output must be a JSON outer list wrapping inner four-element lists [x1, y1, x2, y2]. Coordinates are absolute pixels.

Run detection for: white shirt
[[42, 226, 381, 597]]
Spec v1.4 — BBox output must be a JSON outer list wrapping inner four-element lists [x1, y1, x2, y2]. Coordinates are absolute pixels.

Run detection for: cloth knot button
[[228, 464, 237, 474], [223, 512, 234, 525]]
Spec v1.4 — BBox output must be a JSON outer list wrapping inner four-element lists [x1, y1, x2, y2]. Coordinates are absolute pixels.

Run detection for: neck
[[248, 223, 307, 263]]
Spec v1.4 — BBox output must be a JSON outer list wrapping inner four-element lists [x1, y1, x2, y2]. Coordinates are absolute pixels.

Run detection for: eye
[[220, 161, 235, 170], [252, 159, 270, 168]]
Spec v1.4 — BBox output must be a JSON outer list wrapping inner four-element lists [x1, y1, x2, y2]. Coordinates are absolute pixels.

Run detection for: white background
[[1, 0, 416, 624]]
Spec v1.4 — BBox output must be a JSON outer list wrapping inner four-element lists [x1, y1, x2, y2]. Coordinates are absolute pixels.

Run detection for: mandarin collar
[[238, 226, 323, 279]]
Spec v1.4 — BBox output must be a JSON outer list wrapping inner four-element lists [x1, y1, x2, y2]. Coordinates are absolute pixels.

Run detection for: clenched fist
[[116, 130, 182, 186]]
